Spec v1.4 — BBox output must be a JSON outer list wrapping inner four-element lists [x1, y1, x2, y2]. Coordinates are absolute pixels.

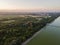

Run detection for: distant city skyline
[[0, 0, 60, 12]]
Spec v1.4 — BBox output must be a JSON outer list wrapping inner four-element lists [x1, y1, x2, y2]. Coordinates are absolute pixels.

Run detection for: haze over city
[[0, 0, 60, 12]]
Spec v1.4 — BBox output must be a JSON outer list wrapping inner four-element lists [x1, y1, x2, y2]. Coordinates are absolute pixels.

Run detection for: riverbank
[[22, 16, 59, 45], [26, 16, 60, 45]]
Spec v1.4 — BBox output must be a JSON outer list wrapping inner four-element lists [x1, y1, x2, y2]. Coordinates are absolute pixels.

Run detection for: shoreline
[[21, 16, 59, 45]]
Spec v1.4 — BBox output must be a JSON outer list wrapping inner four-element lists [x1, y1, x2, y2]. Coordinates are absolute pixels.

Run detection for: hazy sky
[[0, 0, 60, 11]]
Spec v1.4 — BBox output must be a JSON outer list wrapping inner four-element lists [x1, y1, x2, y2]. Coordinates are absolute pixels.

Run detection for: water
[[27, 17, 60, 45]]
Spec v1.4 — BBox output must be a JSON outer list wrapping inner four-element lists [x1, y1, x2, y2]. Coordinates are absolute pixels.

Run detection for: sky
[[0, 0, 60, 12]]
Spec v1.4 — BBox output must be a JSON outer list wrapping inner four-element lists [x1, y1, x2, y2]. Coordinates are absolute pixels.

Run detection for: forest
[[0, 15, 59, 45]]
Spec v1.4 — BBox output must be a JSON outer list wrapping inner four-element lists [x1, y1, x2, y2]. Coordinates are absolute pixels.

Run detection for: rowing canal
[[26, 16, 60, 45]]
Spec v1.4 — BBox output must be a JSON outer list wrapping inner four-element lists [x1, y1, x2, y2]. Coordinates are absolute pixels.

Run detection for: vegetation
[[0, 15, 59, 45]]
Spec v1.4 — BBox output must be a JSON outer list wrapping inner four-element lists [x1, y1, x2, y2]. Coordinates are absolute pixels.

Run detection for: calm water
[[27, 17, 60, 45]]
